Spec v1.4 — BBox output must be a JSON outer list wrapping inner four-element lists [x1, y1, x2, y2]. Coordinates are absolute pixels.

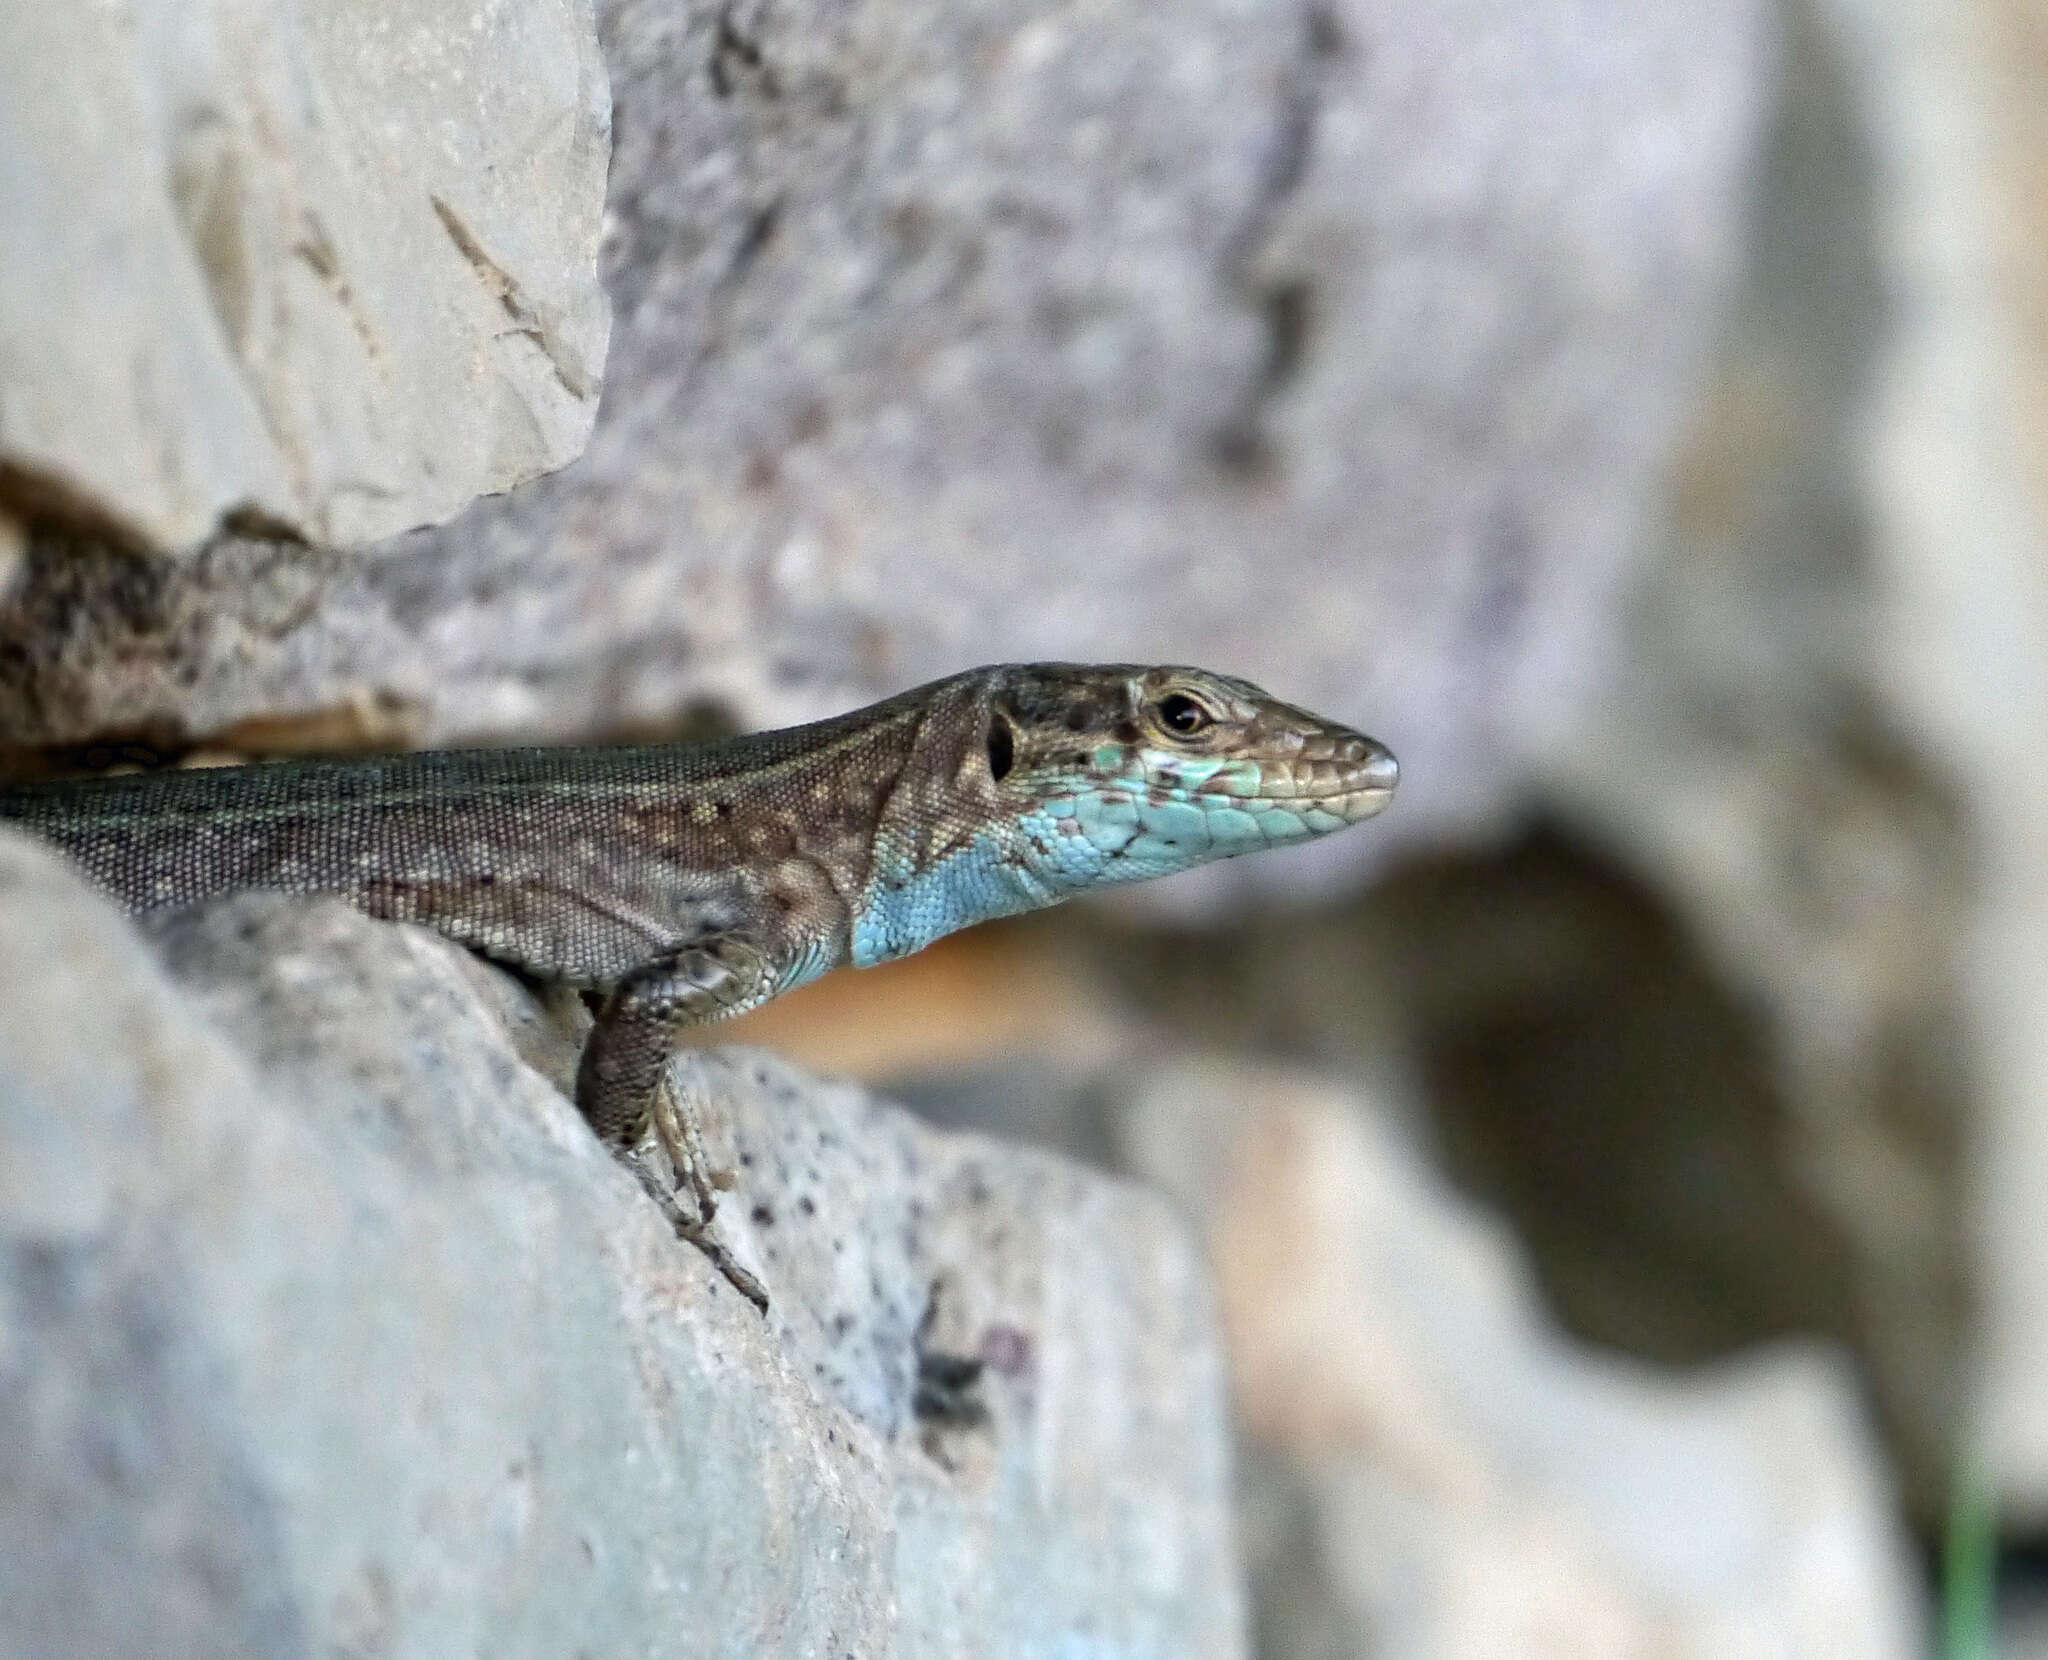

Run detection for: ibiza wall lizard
[[0, 663, 1396, 1308]]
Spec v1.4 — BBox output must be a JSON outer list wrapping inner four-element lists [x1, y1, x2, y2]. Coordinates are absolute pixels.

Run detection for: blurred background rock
[[5, 0, 2046, 1653]]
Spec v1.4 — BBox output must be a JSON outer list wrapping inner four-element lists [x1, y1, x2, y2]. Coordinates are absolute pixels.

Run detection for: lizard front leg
[[576, 934, 774, 1312]]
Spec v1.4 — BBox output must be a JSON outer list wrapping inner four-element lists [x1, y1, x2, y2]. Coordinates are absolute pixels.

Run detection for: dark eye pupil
[[1158, 694, 1209, 735]]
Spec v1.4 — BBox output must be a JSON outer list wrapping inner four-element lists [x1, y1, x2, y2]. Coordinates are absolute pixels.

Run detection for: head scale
[[850, 663, 1396, 967]]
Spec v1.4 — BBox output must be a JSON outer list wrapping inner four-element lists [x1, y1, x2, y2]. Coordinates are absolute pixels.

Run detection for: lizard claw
[[618, 1140, 771, 1314]]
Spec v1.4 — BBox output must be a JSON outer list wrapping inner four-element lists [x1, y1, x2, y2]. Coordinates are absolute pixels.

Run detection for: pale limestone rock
[[1119, 1059, 1925, 1660], [0, 833, 1242, 1659], [1542, 0, 2048, 1517], [0, 0, 610, 553]]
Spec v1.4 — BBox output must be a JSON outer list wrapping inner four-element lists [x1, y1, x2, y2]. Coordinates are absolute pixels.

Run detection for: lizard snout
[[1316, 731, 1398, 821]]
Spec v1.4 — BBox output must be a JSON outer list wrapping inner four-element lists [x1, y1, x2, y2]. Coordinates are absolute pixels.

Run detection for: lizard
[[0, 662, 1396, 1310]]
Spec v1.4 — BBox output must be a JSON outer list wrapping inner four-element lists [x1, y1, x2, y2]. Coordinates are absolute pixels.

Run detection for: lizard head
[[852, 663, 1396, 966], [983, 663, 1398, 881]]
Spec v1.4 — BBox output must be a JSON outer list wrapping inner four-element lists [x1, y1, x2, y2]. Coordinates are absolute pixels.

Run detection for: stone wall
[[0, 1, 610, 553], [4, 0, 2005, 1653]]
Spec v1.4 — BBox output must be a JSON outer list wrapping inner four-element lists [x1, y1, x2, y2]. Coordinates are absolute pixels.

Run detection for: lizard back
[[0, 692, 930, 985]]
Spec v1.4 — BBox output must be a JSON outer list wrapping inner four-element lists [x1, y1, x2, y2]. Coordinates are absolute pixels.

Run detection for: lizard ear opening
[[985, 713, 1016, 783]]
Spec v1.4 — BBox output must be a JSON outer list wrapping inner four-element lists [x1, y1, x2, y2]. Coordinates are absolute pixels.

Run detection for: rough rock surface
[[0, 0, 610, 553], [0, 832, 1243, 1659], [1116, 1059, 1924, 1660], [0, 0, 1767, 897]]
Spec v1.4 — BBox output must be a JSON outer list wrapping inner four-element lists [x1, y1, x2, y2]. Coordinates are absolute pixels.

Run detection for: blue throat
[[851, 767, 1343, 968], [851, 825, 1053, 968]]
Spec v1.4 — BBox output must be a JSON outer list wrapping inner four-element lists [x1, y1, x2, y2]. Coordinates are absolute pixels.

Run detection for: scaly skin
[[0, 663, 1396, 1308]]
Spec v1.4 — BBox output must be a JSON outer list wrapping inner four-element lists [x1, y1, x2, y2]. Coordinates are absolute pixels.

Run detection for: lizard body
[[0, 663, 1396, 1306]]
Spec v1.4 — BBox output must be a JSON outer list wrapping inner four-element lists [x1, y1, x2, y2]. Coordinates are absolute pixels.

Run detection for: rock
[[1970, 0, 2048, 1527], [1084, 827, 1925, 1483], [0, 831, 1243, 1659], [0, 0, 610, 554], [1079, 0, 2048, 1525], [1533, 0, 2048, 1518], [0, 512, 22, 610], [1117, 1059, 1926, 1660], [0, 0, 1768, 898]]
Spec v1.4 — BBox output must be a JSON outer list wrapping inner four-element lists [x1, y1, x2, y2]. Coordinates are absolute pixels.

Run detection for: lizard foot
[[618, 1138, 770, 1314], [574, 936, 775, 1313]]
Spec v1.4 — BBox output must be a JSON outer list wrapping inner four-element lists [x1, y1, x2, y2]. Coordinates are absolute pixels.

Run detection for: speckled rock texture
[[0, 0, 610, 552], [0, 831, 1242, 1660], [0, 0, 1768, 898]]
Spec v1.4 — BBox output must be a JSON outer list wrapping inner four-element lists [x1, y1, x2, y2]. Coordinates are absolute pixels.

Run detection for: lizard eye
[[1154, 693, 1216, 738]]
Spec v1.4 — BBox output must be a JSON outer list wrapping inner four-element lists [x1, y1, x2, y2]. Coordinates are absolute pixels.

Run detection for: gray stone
[[1081, 0, 2048, 1527], [1538, 0, 2048, 1517], [0, 0, 610, 553], [0, 0, 1767, 902], [1117, 1058, 1926, 1660], [0, 831, 1243, 1659]]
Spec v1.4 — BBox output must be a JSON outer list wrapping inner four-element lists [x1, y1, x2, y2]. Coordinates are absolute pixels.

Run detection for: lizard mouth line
[[1131, 742, 1398, 820], [1047, 780, 1397, 821], [1172, 777, 1397, 814]]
